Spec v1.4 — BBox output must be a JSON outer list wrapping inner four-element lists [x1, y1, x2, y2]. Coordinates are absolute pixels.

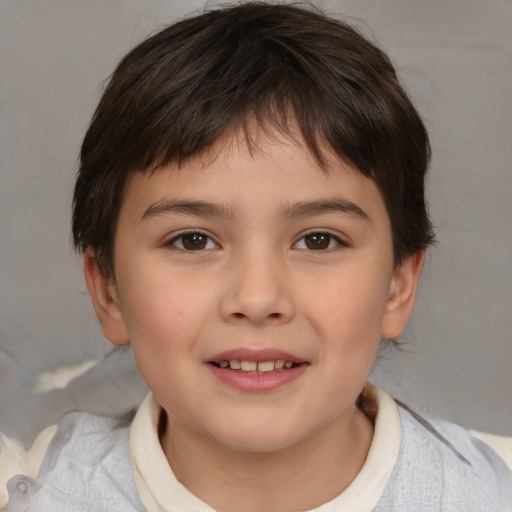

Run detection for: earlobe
[[83, 249, 129, 345], [381, 251, 425, 340]]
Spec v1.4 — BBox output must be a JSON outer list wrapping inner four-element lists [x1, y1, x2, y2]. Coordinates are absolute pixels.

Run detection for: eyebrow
[[141, 198, 369, 222], [141, 200, 235, 221], [279, 199, 370, 221]]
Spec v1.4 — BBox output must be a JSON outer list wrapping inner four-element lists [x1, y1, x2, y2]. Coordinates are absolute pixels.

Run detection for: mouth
[[209, 359, 303, 373], [206, 350, 309, 391]]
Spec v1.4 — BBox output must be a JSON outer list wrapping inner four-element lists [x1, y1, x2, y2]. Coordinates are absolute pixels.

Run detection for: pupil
[[306, 233, 330, 250], [183, 233, 206, 250]]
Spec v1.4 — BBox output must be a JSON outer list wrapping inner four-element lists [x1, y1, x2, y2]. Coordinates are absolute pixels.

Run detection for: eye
[[294, 232, 345, 251], [167, 231, 218, 251]]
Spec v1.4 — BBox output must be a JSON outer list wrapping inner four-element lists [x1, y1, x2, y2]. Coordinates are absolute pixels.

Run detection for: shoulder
[[42, 409, 133, 470], [470, 429, 512, 469], [3, 410, 145, 512], [376, 403, 512, 512]]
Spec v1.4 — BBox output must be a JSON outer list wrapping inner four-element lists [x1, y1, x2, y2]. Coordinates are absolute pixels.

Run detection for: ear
[[381, 251, 425, 339], [83, 249, 129, 345]]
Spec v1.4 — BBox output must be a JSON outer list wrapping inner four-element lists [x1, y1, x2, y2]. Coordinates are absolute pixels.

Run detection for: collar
[[130, 383, 401, 512]]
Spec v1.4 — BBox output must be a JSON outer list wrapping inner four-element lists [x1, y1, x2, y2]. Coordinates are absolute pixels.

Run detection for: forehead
[[118, 133, 390, 236], [148, 125, 361, 181]]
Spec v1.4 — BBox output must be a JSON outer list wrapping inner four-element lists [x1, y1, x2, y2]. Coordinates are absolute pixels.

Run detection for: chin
[[207, 420, 305, 455], [220, 434, 296, 455]]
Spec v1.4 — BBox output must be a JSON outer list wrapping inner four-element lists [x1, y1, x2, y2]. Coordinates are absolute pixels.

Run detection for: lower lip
[[207, 364, 308, 392]]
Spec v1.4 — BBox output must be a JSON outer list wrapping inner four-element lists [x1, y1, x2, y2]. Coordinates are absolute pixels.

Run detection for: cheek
[[304, 269, 389, 354], [121, 281, 208, 407], [118, 255, 214, 325], [115, 270, 207, 364]]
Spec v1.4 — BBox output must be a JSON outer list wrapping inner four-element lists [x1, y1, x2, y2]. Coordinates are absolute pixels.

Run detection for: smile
[[211, 359, 297, 373], [207, 350, 309, 392]]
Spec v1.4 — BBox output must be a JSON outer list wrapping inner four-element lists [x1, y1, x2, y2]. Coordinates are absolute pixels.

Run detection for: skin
[[85, 132, 424, 512]]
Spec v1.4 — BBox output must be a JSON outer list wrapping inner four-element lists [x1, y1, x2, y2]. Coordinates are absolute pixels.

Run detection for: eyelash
[[165, 230, 348, 252], [166, 231, 219, 251], [294, 231, 349, 251]]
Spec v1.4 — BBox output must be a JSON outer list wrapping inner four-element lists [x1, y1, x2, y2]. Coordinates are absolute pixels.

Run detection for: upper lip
[[208, 348, 306, 364]]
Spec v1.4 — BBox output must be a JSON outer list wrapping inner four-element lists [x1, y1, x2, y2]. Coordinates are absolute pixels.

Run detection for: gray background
[[1, 0, 511, 439]]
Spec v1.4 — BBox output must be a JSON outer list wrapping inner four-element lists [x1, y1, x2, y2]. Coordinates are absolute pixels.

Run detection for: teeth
[[240, 360, 257, 371], [257, 361, 275, 372], [220, 359, 296, 372]]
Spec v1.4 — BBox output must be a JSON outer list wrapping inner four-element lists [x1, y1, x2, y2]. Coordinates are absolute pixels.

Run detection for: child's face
[[86, 132, 420, 453]]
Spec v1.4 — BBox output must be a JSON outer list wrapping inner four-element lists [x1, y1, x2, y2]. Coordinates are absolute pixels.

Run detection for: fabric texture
[[374, 406, 512, 511], [2, 412, 144, 512], [2, 385, 511, 511]]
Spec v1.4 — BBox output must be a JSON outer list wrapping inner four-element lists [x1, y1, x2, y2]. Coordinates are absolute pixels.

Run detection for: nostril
[[233, 312, 245, 319], [268, 312, 281, 319]]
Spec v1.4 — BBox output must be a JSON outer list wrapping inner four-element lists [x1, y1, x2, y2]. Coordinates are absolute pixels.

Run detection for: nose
[[219, 252, 295, 326]]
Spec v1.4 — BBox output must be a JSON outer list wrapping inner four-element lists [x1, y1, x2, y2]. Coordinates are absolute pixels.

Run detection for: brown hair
[[72, 2, 434, 277]]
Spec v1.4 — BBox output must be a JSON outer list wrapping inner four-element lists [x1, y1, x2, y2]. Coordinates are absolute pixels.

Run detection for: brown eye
[[182, 233, 207, 250], [295, 232, 347, 251], [304, 233, 331, 250], [170, 232, 217, 251], [304, 233, 333, 251]]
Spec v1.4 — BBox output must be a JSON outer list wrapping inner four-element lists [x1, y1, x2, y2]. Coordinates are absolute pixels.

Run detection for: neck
[[161, 406, 373, 512]]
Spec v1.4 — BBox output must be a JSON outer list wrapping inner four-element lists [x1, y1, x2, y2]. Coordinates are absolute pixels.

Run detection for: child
[[3, 2, 511, 511]]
